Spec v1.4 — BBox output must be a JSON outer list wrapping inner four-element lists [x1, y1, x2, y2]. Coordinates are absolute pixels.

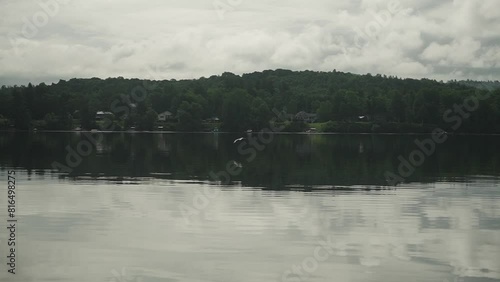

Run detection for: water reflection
[[0, 132, 499, 188], [0, 132, 499, 282], [0, 171, 498, 282]]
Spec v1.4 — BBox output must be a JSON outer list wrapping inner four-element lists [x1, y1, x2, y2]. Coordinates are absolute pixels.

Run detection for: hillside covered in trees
[[0, 69, 499, 133]]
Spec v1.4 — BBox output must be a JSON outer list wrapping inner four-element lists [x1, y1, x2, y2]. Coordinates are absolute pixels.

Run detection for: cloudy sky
[[0, 0, 499, 86]]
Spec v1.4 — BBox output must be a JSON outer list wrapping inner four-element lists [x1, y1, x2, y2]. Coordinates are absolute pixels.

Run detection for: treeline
[[0, 69, 499, 133]]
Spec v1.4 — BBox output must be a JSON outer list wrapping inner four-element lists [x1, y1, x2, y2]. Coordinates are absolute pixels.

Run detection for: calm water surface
[[0, 132, 499, 282]]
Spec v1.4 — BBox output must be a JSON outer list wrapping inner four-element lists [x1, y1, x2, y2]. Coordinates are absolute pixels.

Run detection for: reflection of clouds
[[1, 171, 499, 282], [359, 257, 381, 267], [391, 244, 412, 261]]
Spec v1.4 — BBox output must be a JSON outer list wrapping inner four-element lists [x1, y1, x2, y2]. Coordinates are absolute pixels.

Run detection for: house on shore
[[158, 111, 175, 122], [294, 111, 317, 123], [96, 111, 114, 121], [205, 117, 220, 123]]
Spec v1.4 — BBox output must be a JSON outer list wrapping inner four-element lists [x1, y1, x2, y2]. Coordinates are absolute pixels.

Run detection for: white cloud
[[0, 0, 499, 85], [421, 37, 482, 67]]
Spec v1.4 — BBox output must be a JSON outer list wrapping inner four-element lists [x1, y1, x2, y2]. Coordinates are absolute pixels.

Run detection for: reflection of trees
[[0, 133, 499, 189]]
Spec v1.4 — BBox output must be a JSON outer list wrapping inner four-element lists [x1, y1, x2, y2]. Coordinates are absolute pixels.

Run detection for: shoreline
[[1, 129, 500, 136]]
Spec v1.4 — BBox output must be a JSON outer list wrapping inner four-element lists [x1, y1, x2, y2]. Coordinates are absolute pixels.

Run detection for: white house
[[158, 111, 174, 122], [96, 111, 114, 121]]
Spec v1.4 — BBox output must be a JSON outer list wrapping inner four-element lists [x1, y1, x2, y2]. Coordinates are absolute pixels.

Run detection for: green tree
[[177, 101, 202, 131], [317, 101, 334, 122], [44, 113, 59, 129], [221, 89, 252, 132], [389, 92, 405, 122], [250, 97, 272, 129], [139, 109, 158, 131]]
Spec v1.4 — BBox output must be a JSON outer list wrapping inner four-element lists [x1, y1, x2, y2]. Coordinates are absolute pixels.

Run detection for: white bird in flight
[[233, 137, 244, 144], [232, 161, 243, 168]]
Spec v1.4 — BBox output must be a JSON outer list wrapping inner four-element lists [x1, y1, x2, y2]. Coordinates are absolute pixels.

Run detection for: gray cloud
[[0, 0, 499, 86]]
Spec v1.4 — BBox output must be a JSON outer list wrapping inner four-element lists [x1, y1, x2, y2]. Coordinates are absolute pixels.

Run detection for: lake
[[0, 132, 499, 282]]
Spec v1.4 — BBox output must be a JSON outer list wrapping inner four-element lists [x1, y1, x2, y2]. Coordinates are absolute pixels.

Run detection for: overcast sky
[[0, 0, 499, 86]]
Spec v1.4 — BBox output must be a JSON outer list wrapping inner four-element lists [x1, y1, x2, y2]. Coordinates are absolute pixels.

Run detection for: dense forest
[[0, 69, 499, 133]]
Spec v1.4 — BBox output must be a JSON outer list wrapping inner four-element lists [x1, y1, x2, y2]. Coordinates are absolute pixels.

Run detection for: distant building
[[158, 111, 174, 122], [96, 111, 114, 121], [205, 117, 220, 123], [294, 111, 317, 123]]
